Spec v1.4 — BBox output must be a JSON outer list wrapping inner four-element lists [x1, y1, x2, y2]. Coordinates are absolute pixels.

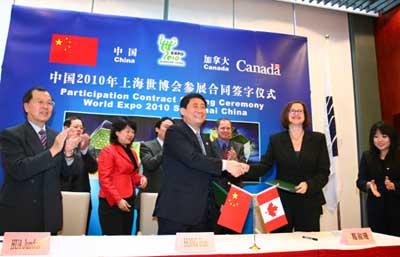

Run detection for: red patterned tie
[[222, 143, 229, 159], [38, 129, 47, 148]]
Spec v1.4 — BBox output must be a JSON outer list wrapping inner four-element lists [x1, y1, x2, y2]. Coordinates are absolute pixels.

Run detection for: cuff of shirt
[[222, 159, 227, 171]]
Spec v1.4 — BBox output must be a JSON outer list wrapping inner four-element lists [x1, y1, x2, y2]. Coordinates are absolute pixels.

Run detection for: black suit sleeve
[[357, 152, 369, 192], [81, 147, 98, 174], [0, 128, 60, 181], [140, 142, 162, 172], [306, 134, 330, 195]]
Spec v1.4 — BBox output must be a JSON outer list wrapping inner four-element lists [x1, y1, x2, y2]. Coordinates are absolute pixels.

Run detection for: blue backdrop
[[0, 5, 312, 234]]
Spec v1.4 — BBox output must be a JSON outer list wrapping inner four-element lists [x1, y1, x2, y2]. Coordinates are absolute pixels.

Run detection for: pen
[[302, 235, 318, 241]]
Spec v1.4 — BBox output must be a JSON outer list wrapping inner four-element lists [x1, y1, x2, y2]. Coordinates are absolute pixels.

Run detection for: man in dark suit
[[154, 93, 249, 235], [0, 87, 81, 235], [60, 116, 98, 234], [140, 117, 174, 193], [211, 118, 247, 190]]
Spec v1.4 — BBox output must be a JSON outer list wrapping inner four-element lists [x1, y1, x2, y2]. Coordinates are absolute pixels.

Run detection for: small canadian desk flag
[[257, 186, 288, 232]]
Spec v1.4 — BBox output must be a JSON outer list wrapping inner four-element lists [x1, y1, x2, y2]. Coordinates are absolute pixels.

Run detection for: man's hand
[[226, 147, 238, 160], [80, 133, 90, 150], [226, 160, 249, 177], [49, 128, 70, 157], [139, 176, 148, 189], [64, 135, 81, 157]]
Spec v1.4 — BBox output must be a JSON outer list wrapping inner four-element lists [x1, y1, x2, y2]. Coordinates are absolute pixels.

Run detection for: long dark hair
[[369, 121, 398, 158]]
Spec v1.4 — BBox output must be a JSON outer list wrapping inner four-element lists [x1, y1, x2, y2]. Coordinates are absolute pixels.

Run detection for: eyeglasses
[[31, 99, 55, 107], [289, 109, 304, 114]]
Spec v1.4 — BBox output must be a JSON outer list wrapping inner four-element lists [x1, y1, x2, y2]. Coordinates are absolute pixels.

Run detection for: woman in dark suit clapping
[[98, 118, 147, 235], [357, 121, 400, 237], [251, 100, 330, 232]]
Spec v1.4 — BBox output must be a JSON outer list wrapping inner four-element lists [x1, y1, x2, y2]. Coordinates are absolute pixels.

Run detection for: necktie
[[38, 129, 47, 149], [195, 132, 206, 155], [222, 143, 229, 159]]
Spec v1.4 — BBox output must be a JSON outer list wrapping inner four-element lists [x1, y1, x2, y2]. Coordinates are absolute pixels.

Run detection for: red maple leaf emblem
[[267, 202, 278, 217]]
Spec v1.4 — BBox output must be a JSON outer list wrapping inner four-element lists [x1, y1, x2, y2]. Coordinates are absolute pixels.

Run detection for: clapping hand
[[80, 133, 90, 150], [50, 128, 71, 157], [385, 176, 396, 191], [367, 180, 381, 197]]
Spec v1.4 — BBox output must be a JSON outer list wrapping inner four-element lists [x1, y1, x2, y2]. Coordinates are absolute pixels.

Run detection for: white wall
[[0, 0, 360, 230]]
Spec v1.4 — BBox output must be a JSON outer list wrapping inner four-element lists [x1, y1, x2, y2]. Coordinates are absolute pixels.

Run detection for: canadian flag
[[257, 186, 288, 233]]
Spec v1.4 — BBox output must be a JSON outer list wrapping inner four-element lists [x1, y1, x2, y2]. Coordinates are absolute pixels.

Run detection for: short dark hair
[[180, 93, 207, 109], [369, 121, 398, 157], [280, 100, 310, 129], [110, 118, 137, 146], [63, 116, 84, 128], [216, 118, 232, 128], [154, 117, 174, 130], [23, 87, 50, 104]]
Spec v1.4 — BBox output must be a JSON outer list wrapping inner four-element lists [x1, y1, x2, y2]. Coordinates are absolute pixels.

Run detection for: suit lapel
[[24, 123, 46, 154], [181, 122, 204, 154]]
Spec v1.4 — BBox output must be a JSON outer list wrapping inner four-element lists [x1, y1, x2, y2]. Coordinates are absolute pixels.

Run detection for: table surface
[[1, 231, 399, 256]]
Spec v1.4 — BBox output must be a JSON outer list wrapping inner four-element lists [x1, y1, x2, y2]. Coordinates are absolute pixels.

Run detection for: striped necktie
[[38, 129, 47, 148], [195, 132, 206, 155]]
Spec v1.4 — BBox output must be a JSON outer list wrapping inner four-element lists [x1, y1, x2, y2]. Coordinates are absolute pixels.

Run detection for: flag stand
[[249, 196, 261, 250]]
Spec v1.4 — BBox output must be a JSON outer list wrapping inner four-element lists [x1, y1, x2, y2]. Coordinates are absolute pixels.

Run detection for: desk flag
[[217, 184, 252, 233], [49, 34, 98, 66], [256, 186, 287, 232]]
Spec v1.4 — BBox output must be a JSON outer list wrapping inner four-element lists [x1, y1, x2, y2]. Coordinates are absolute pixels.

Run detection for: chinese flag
[[217, 184, 252, 233], [257, 186, 288, 233], [49, 34, 98, 66]]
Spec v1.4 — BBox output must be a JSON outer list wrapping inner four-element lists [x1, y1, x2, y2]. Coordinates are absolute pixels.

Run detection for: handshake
[[225, 160, 249, 177]]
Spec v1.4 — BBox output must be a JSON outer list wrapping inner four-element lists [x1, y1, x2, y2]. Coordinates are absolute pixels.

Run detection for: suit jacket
[[140, 139, 163, 193], [357, 150, 400, 235], [0, 122, 80, 234], [98, 143, 143, 206], [210, 140, 246, 189], [60, 146, 98, 192], [250, 131, 330, 214], [154, 121, 223, 225]]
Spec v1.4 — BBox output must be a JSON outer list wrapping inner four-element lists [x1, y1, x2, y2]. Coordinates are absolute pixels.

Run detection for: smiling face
[[67, 119, 84, 137], [373, 129, 391, 153], [24, 90, 53, 127], [217, 119, 233, 141], [180, 97, 206, 130], [116, 125, 135, 146], [288, 103, 305, 126]]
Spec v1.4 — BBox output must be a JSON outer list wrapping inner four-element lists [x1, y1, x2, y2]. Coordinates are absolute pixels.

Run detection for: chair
[[138, 192, 158, 235], [58, 191, 90, 235]]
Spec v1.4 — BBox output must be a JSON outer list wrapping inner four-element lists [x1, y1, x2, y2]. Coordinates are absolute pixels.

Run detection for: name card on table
[[340, 228, 375, 245], [1, 232, 50, 256], [175, 232, 215, 253]]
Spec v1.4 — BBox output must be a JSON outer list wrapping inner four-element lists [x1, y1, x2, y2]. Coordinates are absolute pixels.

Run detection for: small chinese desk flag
[[256, 186, 287, 233], [217, 184, 252, 233]]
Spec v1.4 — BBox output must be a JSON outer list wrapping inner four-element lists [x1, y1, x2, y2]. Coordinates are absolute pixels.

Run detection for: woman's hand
[[295, 181, 308, 194], [385, 176, 396, 191], [139, 176, 148, 189], [367, 180, 381, 197], [117, 199, 131, 212]]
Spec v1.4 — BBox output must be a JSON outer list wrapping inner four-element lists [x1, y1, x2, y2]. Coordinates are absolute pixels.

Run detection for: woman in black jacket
[[357, 121, 400, 237]]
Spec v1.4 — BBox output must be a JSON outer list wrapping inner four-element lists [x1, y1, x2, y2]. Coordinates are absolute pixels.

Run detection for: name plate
[[340, 228, 375, 245], [175, 232, 215, 253], [1, 232, 50, 256]]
